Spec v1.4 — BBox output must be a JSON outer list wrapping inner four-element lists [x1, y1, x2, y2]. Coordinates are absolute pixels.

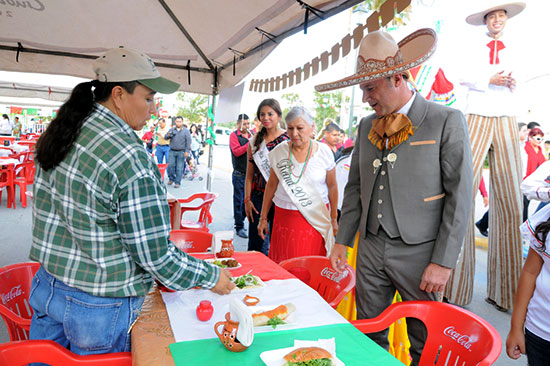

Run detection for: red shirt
[[141, 131, 154, 141], [524, 142, 546, 179], [229, 129, 250, 157]]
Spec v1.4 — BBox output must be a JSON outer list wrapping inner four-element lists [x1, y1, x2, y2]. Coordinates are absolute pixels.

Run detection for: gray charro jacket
[[336, 94, 473, 268]]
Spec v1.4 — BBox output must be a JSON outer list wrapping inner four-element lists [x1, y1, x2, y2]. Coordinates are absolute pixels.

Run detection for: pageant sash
[[269, 142, 334, 255], [251, 134, 271, 182]]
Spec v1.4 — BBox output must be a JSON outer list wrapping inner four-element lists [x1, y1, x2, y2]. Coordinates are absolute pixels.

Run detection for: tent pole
[[206, 93, 217, 191]]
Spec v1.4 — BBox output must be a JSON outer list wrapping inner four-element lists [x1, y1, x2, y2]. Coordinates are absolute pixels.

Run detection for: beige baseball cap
[[93, 47, 180, 94]]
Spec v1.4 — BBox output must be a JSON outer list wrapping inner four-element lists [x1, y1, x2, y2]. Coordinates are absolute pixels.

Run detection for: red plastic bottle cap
[[196, 300, 214, 321]]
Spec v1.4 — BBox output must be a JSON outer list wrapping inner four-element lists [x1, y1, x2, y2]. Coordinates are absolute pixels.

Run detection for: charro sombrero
[[466, 1, 525, 26], [315, 28, 436, 93]]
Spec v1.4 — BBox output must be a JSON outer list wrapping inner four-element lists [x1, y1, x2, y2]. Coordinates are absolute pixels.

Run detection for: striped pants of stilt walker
[[445, 114, 523, 310]]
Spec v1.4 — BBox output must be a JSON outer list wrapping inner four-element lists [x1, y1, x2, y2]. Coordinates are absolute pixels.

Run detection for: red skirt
[[268, 205, 327, 264]]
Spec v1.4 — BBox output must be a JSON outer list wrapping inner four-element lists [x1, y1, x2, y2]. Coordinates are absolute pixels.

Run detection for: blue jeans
[[191, 149, 200, 164], [248, 190, 272, 255], [525, 327, 550, 366], [232, 171, 246, 231], [156, 144, 170, 164], [168, 150, 186, 184], [29, 267, 144, 355]]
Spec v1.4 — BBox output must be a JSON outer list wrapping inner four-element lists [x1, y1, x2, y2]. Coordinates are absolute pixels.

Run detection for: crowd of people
[[21, 1, 550, 365]]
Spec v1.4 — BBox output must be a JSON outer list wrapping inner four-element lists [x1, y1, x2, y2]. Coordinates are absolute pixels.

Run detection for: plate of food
[[204, 258, 242, 269], [250, 303, 296, 329], [260, 345, 342, 366], [230, 274, 265, 291]]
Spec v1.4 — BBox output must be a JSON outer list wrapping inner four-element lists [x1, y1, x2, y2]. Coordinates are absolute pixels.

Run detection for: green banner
[[25, 108, 38, 115]]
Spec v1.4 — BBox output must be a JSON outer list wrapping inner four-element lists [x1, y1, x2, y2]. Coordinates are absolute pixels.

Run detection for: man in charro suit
[[316, 28, 473, 365]]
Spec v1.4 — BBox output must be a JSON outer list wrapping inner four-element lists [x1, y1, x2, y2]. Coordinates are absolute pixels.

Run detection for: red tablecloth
[[192, 251, 295, 281]]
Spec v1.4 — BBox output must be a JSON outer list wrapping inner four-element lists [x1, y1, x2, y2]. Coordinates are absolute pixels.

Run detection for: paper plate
[[204, 258, 242, 270], [230, 275, 265, 292], [249, 305, 296, 330], [259, 345, 344, 366]]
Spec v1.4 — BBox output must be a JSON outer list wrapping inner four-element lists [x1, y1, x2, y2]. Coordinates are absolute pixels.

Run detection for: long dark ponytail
[[253, 98, 282, 153], [36, 81, 137, 171], [535, 219, 550, 253]]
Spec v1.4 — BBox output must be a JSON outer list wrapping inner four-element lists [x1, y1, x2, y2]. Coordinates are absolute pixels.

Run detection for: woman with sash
[[258, 106, 338, 263], [244, 99, 289, 255]]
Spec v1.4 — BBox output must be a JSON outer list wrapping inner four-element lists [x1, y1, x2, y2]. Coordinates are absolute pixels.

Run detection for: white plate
[[249, 305, 296, 329], [230, 275, 265, 292], [204, 258, 242, 269], [260, 345, 344, 366]]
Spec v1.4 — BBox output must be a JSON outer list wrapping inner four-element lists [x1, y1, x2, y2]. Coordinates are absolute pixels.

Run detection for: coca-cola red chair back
[[0, 340, 132, 365], [351, 301, 502, 366], [0, 262, 40, 341], [279, 256, 355, 309]]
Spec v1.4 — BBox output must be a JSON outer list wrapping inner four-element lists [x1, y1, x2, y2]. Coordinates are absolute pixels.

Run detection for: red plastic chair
[[0, 340, 132, 365], [0, 160, 16, 209], [178, 192, 218, 231], [0, 262, 40, 341], [351, 301, 502, 366], [157, 163, 168, 180], [169, 230, 213, 253], [279, 256, 356, 309]]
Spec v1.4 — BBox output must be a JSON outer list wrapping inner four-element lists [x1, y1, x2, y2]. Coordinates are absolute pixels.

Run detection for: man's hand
[[330, 243, 348, 274], [419, 263, 452, 293], [210, 269, 235, 295], [490, 71, 516, 91], [184, 152, 189, 158]]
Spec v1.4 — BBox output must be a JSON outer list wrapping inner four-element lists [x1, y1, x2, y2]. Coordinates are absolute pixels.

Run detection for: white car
[[213, 127, 232, 145]]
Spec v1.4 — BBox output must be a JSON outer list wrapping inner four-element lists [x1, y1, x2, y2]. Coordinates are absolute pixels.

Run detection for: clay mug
[[217, 239, 234, 258], [214, 312, 249, 352]]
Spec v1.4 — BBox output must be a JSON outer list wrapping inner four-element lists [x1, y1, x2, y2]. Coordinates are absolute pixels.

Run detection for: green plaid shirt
[[30, 103, 219, 297]]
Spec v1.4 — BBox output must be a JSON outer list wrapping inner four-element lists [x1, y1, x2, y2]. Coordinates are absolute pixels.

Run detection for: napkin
[[229, 298, 254, 347], [213, 231, 233, 254], [260, 338, 344, 366]]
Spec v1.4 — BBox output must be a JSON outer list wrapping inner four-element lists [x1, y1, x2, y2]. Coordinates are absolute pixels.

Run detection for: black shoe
[[475, 221, 488, 237], [485, 297, 508, 312], [236, 228, 248, 238]]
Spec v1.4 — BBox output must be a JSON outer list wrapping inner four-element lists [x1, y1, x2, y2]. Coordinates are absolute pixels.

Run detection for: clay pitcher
[[214, 312, 249, 352], [217, 239, 234, 258]]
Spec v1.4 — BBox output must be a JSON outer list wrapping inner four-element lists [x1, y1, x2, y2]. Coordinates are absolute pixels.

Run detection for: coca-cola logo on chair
[[320, 267, 347, 283], [443, 326, 478, 351], [1, 285, 23, 304]]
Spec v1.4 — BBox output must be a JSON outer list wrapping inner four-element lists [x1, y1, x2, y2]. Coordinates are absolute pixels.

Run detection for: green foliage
[[355, 0, 411, 30], [280, 93, 304, 120], [176, 92, 208, 125], [313, 90, 349, 133]]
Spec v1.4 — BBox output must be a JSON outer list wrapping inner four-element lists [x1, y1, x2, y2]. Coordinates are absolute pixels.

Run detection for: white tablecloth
[[162, 278, 348, 343]]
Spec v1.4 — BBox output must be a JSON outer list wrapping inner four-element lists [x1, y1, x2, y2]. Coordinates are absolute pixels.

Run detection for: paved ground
[[0, 145, 524, 365]]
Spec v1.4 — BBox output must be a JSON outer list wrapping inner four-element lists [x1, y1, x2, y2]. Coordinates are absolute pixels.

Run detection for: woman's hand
[[506, 327, 525, 359], [245, 199, 258, 223], [257, 218, 268, 240], [331, 218, 339, 236]]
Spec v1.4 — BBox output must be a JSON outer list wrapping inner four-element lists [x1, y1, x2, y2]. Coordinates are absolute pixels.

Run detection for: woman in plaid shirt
[[28, 48, 234, 355]]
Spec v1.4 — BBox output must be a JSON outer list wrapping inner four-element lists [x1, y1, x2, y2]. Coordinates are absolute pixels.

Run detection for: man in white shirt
[[446, 2, 526, 312]]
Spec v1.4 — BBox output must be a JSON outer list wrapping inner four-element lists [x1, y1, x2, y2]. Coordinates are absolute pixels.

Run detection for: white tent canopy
[[0, 81, 72, 102], [0, 0, 362, 95]]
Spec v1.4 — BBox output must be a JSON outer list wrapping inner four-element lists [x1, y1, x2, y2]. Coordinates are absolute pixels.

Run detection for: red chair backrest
[[178, 192, 218, 231], [157, 163, 168, 179], [279, 256, 356, 309], [351, 301, 502, 366], [0, 340, 132, 365], [0, 262, 40, 341], [169, 230, 213, 253]]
